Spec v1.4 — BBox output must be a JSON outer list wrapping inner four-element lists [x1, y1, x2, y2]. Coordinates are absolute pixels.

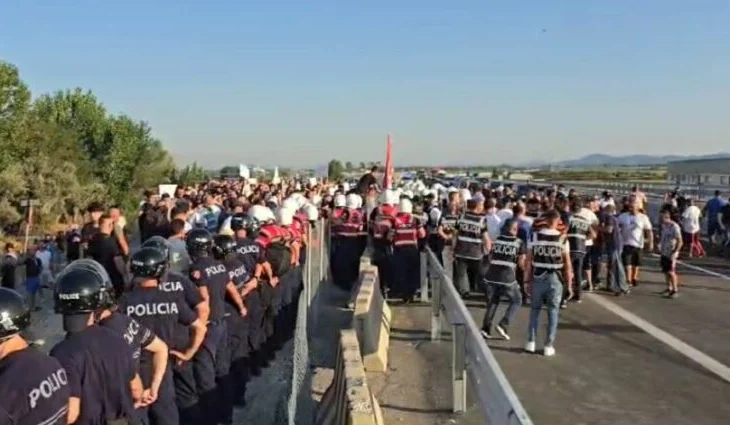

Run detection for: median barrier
[[348, 257, 372, 309], [352, 263, 391, 373], [315, 329, 385, 425]]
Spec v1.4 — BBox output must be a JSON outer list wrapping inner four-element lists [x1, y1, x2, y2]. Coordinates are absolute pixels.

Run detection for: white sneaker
[[524, 341, 536, 353], [495, 324, 510, 340], [543, 346, 556, 357]]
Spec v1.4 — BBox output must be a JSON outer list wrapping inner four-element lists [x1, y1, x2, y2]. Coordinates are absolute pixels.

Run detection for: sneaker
[[480, 329, 492, 339], [543, 346, 556, 357], [524, 341, 536, 353], [495, 324, 510, 340], [660, 289, 671, 297], [560, 300, 567, 309], [669, 291, 678, 299]]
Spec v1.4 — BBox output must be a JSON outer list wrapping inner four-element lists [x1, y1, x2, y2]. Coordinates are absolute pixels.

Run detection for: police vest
[[531, 231, 565, 275], [484, 235, 522, 285], [392, 214, 420, 247], [453, 212, 486, 260], [567, 214, 590, 254], [425, 206, 440, 234], [439, 212, 459, 236], [370, 207, 396, 240], [332, 209, 361, 237]]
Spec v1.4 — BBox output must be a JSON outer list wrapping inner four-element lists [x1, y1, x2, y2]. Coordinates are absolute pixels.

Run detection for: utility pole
[[20, 198, 41, 253]]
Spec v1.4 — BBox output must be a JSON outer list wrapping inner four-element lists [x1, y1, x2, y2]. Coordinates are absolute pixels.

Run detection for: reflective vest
[[332, 209, 362, 237], [531, 230, 565, 275], [357, 208, 368, 237], [255, 224, 285, 249], [453, 212, 486, 260], [484, 235, 522, 285], [370, 206, 397, 240], [392, 214, 422, 247], [439, 211, 460, 237], [567, 214, 591, 254]]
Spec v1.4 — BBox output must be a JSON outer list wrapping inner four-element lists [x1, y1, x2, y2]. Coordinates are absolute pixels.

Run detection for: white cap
[[342, 182, 350, 192], [303, 203, 319, 221], [385, 189, 399, 205], [345, 193, 361, 209], [334, 194, 346, 208], [275, 207, 294, 226], [282, 198, 299, 210], [249, 205, 272, 222], [399, 198, 413, 214]]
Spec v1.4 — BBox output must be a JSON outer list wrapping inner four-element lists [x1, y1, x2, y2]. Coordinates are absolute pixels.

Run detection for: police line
[[422, 247, 533, 425]]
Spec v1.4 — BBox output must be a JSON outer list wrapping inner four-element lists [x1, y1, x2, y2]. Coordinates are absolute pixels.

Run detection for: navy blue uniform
[[221, 256, 251, 419], [0, 348, 70, 425], [119, 286, 198, 425], [189, 256, 233, 424], [50, 326, 136, 425], [235, 238, 266, 352], [99, 312, 155, 364]]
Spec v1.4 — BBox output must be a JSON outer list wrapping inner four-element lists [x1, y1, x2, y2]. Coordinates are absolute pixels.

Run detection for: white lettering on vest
[[533, 244, 563, 258], [229, 266, 247, 280], [123, 319, 140, 345], [493, 242, 517, 257], [205, 265, 226, 277], [159, 281, 184, 292], [126, 303, 179, 317], [58, 293, 80, 300], [29, 368, 67, 409], [236, 245, 258, 255]]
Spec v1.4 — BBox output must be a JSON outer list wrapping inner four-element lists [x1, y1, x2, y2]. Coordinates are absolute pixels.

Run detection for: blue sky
[[2, 1, 729, 168]]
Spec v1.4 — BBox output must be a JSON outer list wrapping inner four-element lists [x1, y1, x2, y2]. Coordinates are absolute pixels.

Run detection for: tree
[[345, 161, 353, 171], [328, 159, 344, 180], [0, 61, 32, 170], [359, 162, 366, 170]]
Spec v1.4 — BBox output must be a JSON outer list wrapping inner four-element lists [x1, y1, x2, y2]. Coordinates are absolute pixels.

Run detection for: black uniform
[[50, 326, 136, 425], [453, 212, 488, 294], [235, 237, 266, 365], [98, 312, 155, 365], [119, 286, 197, 425], [189, 256, 232, 423], [566, 214, 591, 301], [481, 235, 524, 333]]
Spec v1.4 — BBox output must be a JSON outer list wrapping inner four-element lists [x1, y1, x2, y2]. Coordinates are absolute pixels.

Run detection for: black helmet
[[186, 228, 213, 255], [142, 236, 170, 259], [0, 288, 30, 340], [130, 247, 167, 279], [54, 259, 115, 315], [212, 234, 237, 259], [233, 215, 261, 236], [230, 213, 247, 232]]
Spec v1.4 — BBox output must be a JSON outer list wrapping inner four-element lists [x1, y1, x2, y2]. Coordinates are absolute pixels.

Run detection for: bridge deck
[[373, 255, 730, 424]]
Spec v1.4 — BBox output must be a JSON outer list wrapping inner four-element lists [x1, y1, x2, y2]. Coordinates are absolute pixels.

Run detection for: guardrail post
[[319, 219, 326, 285], [305, 225, 313, 307], [429, 252, 442, 342], [419, 251, 429, 303], [452, 323, 467, 413]]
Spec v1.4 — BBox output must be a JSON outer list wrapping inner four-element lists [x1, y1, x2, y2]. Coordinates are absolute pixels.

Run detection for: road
[[371, 197, 730, 425]]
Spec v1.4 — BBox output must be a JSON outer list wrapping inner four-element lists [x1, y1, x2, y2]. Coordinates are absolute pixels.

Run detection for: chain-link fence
[[285, 218, 330, 425]]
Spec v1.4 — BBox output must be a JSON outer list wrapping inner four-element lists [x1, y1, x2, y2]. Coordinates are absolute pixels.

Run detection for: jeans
[[453, 257, 482, 295], [482, 283, 522, 331], [607, 250, 629, 293], [527, 272, 563, 346]]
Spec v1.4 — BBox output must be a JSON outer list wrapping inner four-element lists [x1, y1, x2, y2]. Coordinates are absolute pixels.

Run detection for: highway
[[371, 196, 730, 425]]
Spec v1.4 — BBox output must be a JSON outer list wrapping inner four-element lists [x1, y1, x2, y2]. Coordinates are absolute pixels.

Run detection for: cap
[[63, 314, 90, 334]]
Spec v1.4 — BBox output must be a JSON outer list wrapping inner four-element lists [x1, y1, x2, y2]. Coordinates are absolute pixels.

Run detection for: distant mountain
[[525, 153, 730, 168]]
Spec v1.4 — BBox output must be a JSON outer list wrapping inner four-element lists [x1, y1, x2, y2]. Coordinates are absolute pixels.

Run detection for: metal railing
[[422, 246, 533, 425]]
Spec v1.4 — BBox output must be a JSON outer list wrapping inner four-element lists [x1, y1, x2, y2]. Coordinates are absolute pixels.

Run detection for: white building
[[667, 158, 730, 186]]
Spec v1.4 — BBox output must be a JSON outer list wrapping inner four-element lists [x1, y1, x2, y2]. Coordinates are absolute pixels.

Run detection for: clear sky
[[2, 1, 729, 168]]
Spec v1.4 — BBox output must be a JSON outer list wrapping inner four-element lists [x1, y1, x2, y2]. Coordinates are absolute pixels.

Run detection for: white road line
[[649, 253, 730, 281], [586, 293, 730, 384]]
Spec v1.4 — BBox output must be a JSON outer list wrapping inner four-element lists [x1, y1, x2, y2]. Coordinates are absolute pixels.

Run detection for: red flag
[[383, 133, 393, 189]]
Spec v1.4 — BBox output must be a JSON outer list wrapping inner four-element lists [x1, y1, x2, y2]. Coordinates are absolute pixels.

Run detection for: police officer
[[453, 197, 491, 297], [187, 228, 246, 424], [480, 219, 525, 341], [436, 191, 461, 270], [369, 190, 399, 295], [231, 214, 267, 378], [55, 260, 170, 419], [119, 248, 207, 425], [389, 198, 426, 302], [51, 268, 141, 425], [0, 287, 69, 425], [524, 209, 573, 357], [565, 199, 594, 306]]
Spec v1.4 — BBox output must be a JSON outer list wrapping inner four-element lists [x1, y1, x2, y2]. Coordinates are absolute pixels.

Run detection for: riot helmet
[[142, 235, 170, 259], [54, 259, 116, 315], [186, 228, 213, 256], [0, 288, 31, 341], [130, 247, 167, 279], [212, 234, 237, 260]]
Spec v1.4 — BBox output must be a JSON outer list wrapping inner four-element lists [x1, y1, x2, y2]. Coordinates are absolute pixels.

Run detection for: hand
[[270, 277, 279, 287], [239, 306, 248, 317], [140, 387, 158, 406]]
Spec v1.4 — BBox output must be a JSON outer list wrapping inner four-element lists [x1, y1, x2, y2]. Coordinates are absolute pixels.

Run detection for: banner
[[158, 184, 177, 197], [383, 133, 394, 189]]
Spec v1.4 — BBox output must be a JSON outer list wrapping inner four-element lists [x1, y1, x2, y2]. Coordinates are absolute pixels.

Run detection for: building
[[667, 157, 730, 186]]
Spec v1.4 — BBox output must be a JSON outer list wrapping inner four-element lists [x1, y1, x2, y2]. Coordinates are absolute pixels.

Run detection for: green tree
[[359, 162, 366, 170], [0, 61, 32, 170], [328, 159, 344, 180], [174, 162, 209, 186], [345, 161, 353, 171]]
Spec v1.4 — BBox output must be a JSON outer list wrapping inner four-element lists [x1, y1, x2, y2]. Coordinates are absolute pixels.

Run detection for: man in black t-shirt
[[1, 243, 18, 290], [81, 202, 105, 257], [87, 215, 129, 296], [23, 247, 43, 311]]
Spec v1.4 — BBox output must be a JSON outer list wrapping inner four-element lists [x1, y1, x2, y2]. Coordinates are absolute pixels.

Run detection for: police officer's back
[[50, 264, 139, 425], [0, 288, 70, 425]]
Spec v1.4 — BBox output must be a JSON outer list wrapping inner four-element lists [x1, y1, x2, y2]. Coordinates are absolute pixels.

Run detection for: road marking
[[649, 253, 730, 281], [586, 293, 730, 384]]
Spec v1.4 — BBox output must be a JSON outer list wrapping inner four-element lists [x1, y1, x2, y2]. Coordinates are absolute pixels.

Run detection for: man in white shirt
[[484, 198, 503, 243], [579, 198, 600, 291], [617, 203, 653, 287], [34, 243, 53, 290], [680, 198, 704, 257], [497, 200, 514, 222]]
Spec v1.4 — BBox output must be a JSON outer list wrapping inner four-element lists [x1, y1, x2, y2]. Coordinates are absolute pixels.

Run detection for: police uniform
[[330, 209, 363, 290], [390, 213, 424, 301], [369, 206, 397, 294], [453, 211, 488, 295], [527, 229, 568, 349], [0, 288, 70, 425], [566, 213, 591, 302], [481, 235, 524, 336], [235, 237, 265, 357], [121, 249, 200, 425]]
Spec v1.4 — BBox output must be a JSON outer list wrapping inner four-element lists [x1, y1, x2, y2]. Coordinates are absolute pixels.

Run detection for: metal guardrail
[[551, 180, 722, 201], [422, 247, 533, 425]]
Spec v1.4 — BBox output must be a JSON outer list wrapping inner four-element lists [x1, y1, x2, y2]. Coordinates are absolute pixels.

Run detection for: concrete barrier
[[352, 264, 391, 373], [315, 329, 385, 425], [348, 257, 372, 309]]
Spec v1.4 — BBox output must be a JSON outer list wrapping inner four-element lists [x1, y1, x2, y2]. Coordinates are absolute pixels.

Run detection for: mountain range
[[523, 153, 730, 168]]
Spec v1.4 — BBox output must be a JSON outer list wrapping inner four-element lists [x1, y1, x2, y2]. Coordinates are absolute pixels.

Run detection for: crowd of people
[[0, 178, 326, 425]]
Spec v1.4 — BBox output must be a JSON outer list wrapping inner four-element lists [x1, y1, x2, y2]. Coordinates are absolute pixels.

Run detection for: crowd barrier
[[352, 262, 391, 372], [315, 329, 385, 425], [422, 246, 533, 425]]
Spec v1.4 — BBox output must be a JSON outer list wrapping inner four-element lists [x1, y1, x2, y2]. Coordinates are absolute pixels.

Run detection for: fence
[[421, 246, 533, 425], [286, 217, 330, 425]]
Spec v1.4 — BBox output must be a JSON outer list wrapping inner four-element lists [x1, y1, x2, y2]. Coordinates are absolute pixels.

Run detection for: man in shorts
[[658, 210, 682, 299]]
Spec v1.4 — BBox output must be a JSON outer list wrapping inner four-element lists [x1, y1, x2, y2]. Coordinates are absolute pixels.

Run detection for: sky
[[2, 1, 730, 168]]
